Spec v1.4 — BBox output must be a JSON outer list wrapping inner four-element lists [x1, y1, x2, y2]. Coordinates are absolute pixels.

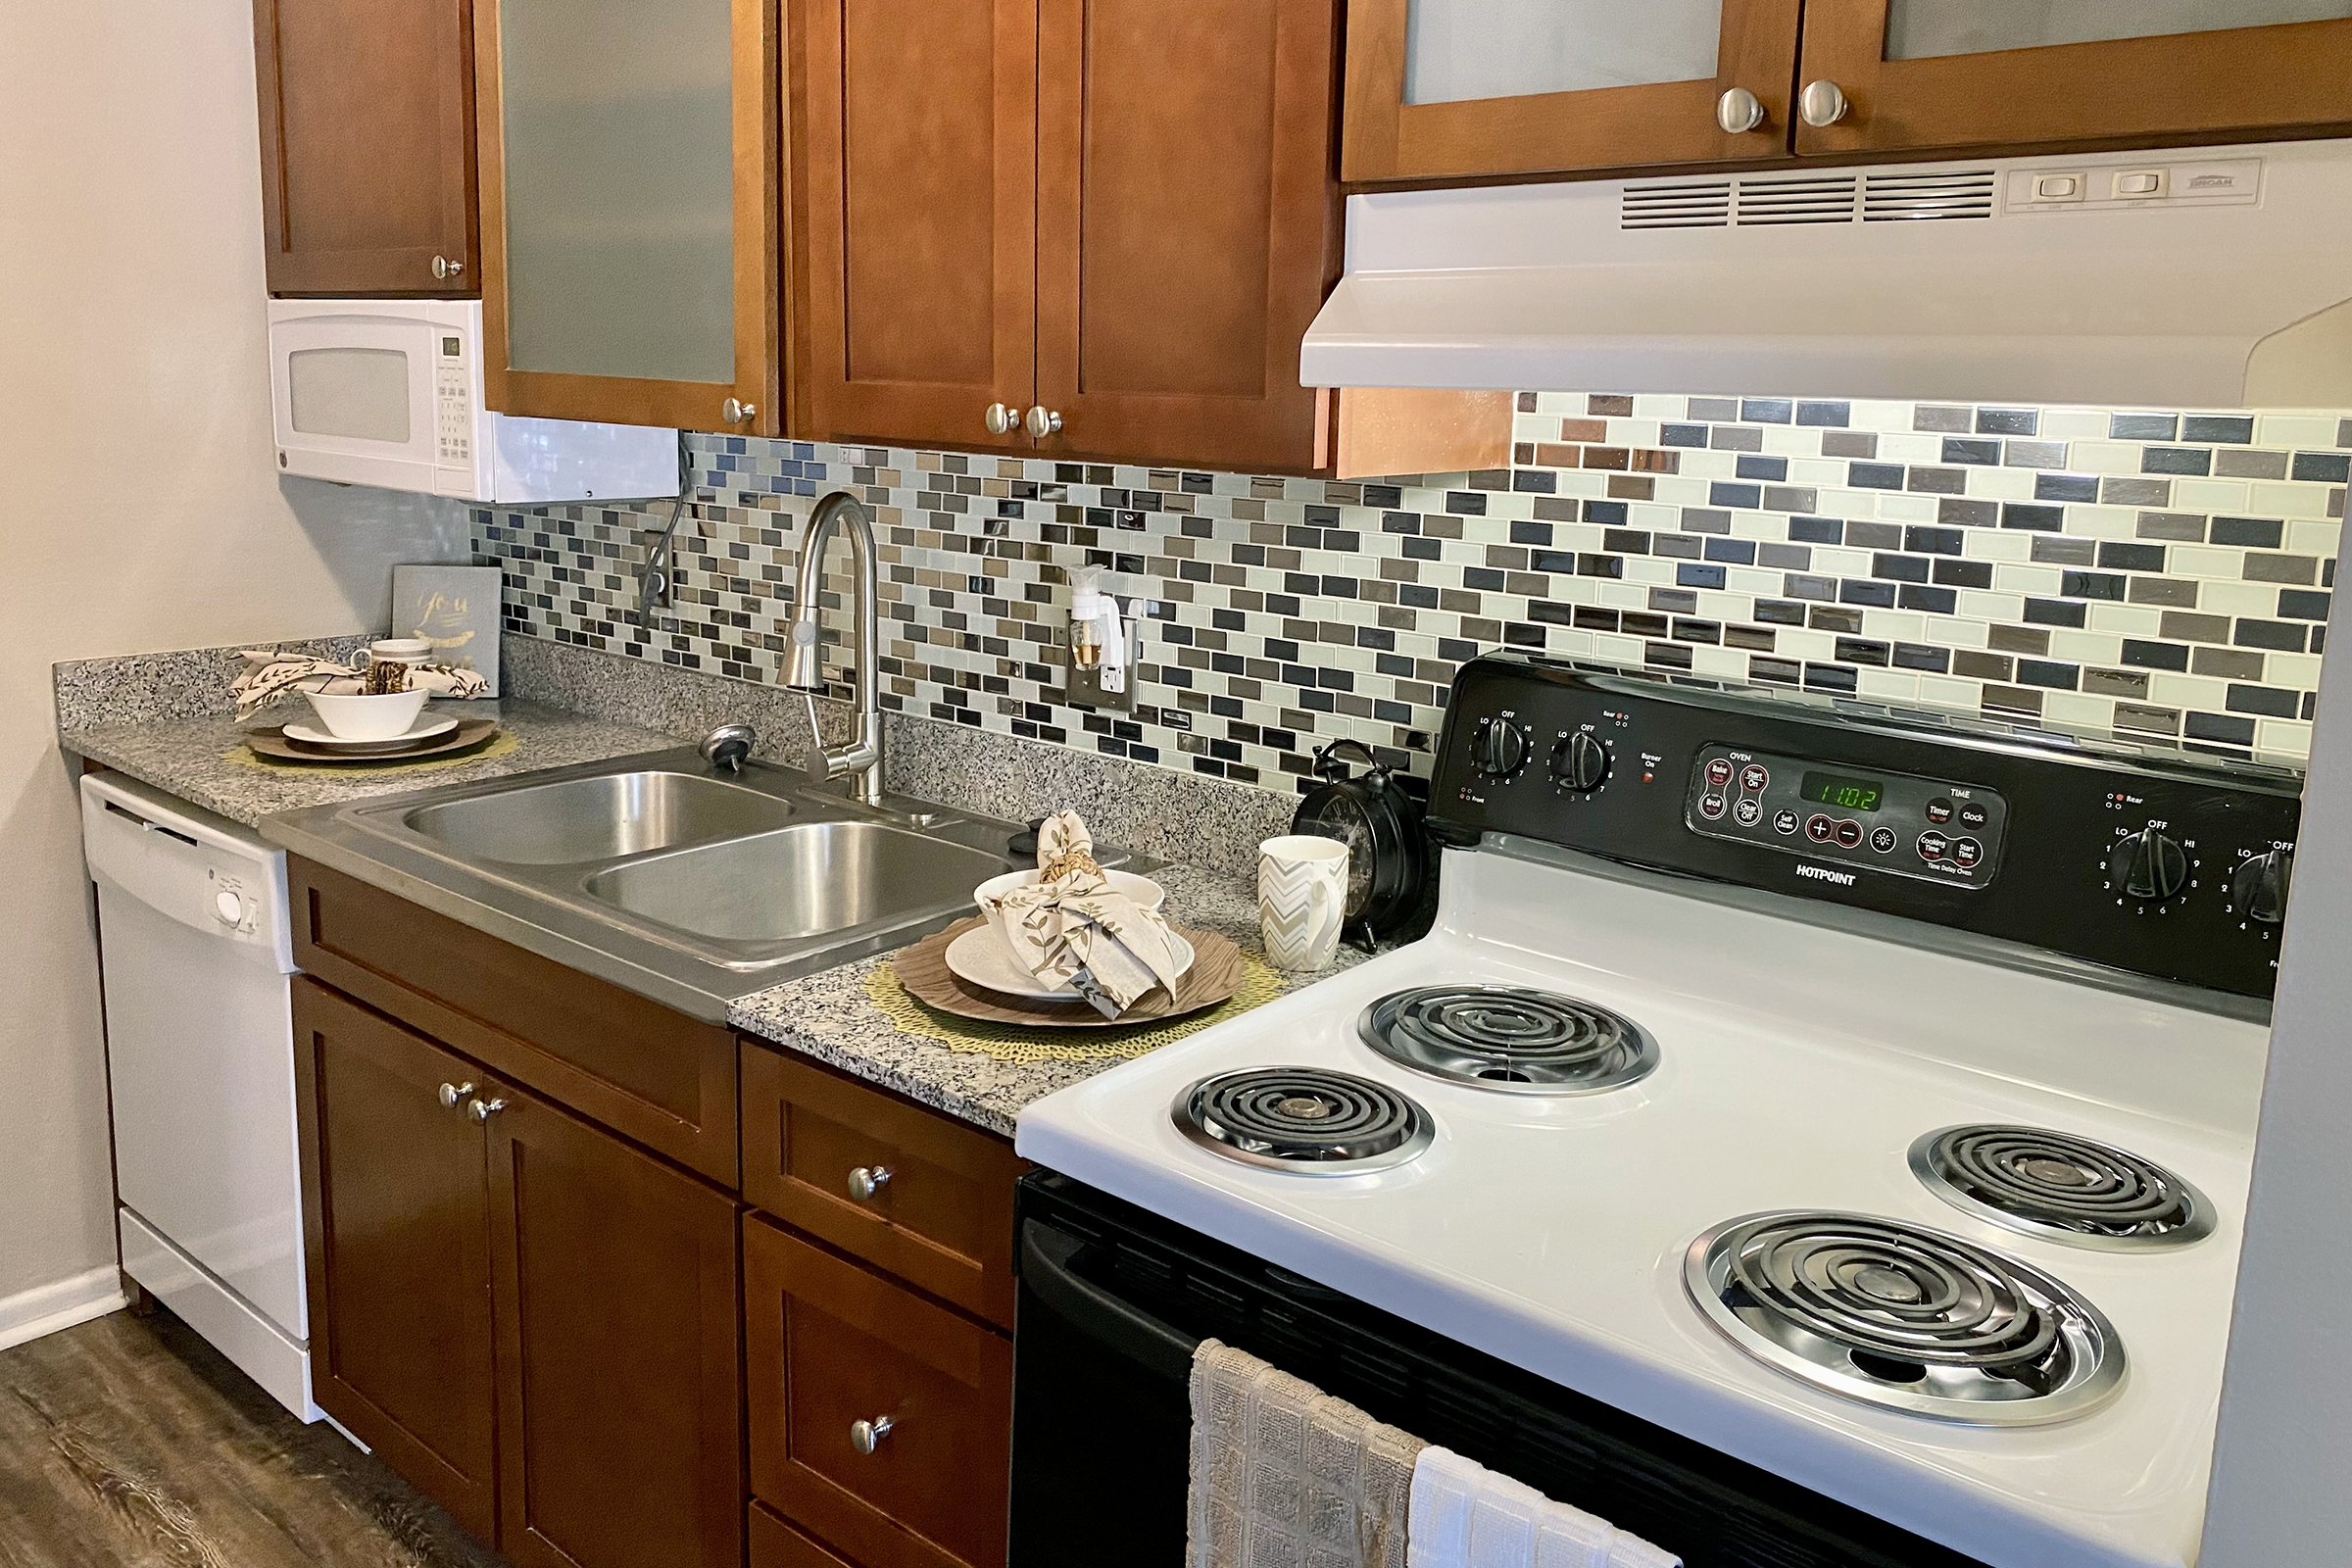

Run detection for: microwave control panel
[[434, 333, 472, 467]]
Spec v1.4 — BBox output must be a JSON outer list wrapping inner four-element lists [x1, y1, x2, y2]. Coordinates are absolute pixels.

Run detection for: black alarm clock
[[1289, 739, 1429, 946]]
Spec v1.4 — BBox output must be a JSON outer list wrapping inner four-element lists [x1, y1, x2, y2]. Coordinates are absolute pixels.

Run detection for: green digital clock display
[[1801, 770, 1886, 813]]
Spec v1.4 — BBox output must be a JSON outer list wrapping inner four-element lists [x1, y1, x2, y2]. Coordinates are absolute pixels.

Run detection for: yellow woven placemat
[[866, 947, 1286, 1064], [222, 731, 521, 777]]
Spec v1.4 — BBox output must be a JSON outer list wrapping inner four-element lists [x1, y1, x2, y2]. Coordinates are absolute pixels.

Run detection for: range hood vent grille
[[1620, 171, 1997, 230]]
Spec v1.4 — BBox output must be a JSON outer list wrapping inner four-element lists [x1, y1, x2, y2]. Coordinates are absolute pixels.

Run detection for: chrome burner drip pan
[[1685, 1210, 2126, 1426], [1175, 1067, 1433, 1175], [1357, 985, 1658, 1095], [1910, 1125, 2215, 1251]]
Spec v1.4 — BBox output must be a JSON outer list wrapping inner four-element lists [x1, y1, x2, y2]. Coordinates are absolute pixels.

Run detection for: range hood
[[1301, 139, 2352, 410]]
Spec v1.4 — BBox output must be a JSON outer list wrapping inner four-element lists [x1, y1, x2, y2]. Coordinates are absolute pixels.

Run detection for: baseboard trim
[[0, 1265, 126, 1353]]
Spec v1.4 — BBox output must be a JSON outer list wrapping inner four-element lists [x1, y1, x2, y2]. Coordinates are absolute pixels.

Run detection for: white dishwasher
[[83, 772, 318, 1421]]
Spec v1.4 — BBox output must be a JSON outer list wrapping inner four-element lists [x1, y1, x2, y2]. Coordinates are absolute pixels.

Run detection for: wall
[[0, 0, 467, 1323], [478, 395, 2341, 798]]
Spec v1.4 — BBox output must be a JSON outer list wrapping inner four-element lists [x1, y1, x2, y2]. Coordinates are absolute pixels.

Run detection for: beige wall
[[0, 1, 468, 1302]]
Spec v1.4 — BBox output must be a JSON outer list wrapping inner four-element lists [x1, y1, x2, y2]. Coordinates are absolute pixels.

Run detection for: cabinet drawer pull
[[984, 402, 1015, 436], [1716, 87, 1765, 134], [1024, 405, 1062, 439], [468, 1097, 509, 1122], [438, 1080, 476, 1110], [849, 1414, 895, 1454], [431, 254, 464, 279], [1799, 80, 1849, 127], [847, 1165, 894, 1201]]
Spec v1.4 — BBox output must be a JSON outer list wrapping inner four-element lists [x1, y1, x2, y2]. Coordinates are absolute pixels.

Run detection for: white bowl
[[302, 687, 430, 741], [974, 867, 1165, 948]]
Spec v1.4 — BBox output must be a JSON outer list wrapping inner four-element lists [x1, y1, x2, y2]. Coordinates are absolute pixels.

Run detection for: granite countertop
[[60, 699, 677, 830], [731, 862, 1377, 1137]]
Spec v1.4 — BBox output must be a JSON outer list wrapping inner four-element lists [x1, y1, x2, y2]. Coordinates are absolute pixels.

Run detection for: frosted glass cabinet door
[[474, 0, 778, 433], [1797, 1, 2352, 156], [1343, 0, 1801, 180]]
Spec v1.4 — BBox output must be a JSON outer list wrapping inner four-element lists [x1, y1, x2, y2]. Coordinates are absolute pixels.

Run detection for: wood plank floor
[[0, 1305, 502, 1568]]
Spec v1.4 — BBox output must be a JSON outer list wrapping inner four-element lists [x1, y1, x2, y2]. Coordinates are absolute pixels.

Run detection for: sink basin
[[402, 770, 796, 865], [583, 820, 1009, 942]]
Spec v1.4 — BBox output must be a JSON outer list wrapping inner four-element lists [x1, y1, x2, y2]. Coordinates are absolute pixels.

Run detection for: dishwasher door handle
[[1020, 1220, 1200, 1382]]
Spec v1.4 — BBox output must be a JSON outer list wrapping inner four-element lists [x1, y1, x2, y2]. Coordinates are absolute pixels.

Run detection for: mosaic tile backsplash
[[474, 394, 2343, 798]]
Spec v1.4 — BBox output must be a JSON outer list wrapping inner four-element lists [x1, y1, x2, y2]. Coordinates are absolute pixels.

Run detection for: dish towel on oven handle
[[1188, 1339, 1425, 1568], [1405, 1446, 1679, 1568]]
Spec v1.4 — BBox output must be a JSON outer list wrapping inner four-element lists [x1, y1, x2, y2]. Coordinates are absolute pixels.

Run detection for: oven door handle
[[1021, 1220, 1200, 1382]]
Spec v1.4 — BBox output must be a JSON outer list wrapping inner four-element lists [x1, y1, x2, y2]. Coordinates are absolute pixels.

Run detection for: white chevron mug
[[1257, 834, 1349, 971]]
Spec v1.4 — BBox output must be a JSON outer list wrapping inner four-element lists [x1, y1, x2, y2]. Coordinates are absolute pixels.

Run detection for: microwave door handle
[[1021, 1220, 1200, 1381]]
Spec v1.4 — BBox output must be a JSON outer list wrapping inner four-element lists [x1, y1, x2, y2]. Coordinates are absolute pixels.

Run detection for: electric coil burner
[[1175, 1067, 1433, 1174], [1910, 1124, 2215, 1250], [1685, 1211, 2126, 1426], [1358, 985, 1659, 1094]]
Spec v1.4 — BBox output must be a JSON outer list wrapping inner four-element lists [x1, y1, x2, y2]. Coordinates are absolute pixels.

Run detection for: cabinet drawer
[[746, 1217, 1012, 1568], [291, 857, 738, 1185], [752, 1503, 860, 1568], [741, 1045, 1023, 1327]]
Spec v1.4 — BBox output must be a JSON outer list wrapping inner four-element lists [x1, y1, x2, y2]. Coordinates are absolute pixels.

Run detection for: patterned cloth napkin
[[988, 809, 1181, 1015], [231, 649, 489, 719], [1187, 1338, 1425, 1568]]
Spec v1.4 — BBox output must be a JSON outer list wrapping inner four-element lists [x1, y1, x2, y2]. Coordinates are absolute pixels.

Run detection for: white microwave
[[267, 298, 679, 504]]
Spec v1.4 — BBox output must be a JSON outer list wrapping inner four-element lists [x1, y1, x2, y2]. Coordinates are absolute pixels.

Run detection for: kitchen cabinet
[[474, 0, 780, 433], [1793, 3, 2352, 158], [251, 0, 479, 295], [1345, 0, 2352, 182], [792, 0, 1346, 474]]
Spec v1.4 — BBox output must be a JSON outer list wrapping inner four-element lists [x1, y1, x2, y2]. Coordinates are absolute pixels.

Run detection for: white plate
[[282, 713, 459, 751], [945, 925, 1195, 1001]]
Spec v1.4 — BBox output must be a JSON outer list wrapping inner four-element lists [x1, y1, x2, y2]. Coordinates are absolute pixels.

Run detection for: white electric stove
[[1014, 655, 2301, 1568]]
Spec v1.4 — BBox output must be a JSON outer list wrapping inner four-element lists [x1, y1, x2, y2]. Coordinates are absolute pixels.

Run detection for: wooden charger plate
[[248, 717, 501, 765], [897, 915, 1242, 1028]]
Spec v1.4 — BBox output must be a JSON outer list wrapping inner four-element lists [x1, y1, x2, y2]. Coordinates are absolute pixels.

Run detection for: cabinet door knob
[[722, 397, 757, 424], [432, 254, 465, 279], [984, 403, 1015, 436], [438, 1081, 477, 1110], [467, 1097, 508, 1122], [1024, 405, 1062, 439], [1715, 87, 1765, 134], [849, 1415, 895, 1454], [1799, 80, 1849, 127], [847, 1165, 894, 1201]]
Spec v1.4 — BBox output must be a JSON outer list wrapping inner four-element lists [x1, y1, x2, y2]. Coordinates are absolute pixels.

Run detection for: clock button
[[1925, 799, 1955, 825], [1835, 820, 1864, 849], [1805, 814, 1835, 843], [1740, 764, 1769, 793], [1919, 831, 1951, 860], [1775, 809, 1799, 835], [1870, 827, 1897, 854], [1957, 802, 1988, 829], [1734, 799, 1763, 827]]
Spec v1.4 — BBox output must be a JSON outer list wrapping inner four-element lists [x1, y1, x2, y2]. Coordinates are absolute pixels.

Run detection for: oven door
[[1009, 1215, 1200, 1566], [268, 306, 470, 495]]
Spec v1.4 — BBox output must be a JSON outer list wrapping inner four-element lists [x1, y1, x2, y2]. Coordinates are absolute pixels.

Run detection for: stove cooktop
[[1357, 984, 1659, 1094]]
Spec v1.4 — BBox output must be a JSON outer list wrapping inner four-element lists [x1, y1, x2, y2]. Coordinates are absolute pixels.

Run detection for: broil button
[[1699, 793, 1728, 819]]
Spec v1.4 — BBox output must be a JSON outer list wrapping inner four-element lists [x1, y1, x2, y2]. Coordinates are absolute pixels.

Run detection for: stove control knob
[[2230, 849, 2293, 924], [2106, 826, 2189, 904], [1473, 717, 1529, 779], [1551, 732, 1610, 793]]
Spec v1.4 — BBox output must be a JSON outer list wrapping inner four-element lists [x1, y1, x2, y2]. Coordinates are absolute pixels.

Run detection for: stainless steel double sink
[[265, 748, 1145, 1022]]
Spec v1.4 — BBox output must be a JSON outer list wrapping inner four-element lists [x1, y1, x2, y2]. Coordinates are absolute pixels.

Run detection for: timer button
[[1834, 820, 1864, 849], [1740, 764, 1770, 793], [1919, 830, 1951, 861], [1775, 809, 1799, 836], [1734, 799, 1763, 827], [1706, 759, 1734, 788], [1925, 799, 1955, 825], [1805, 814, 1835, 844], [1952, 836, 1984, 869], [1957, 802, 1988, 829], [1870, 826, 1897, 854], [1699, 792, 1728, 820]]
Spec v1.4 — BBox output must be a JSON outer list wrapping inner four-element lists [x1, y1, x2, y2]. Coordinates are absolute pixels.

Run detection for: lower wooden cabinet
[[746, 1215, 1014, 1568], [292, 977, 743, 1568]]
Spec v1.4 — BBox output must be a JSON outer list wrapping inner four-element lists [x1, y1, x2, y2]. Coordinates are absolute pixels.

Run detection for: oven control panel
[[1428, 654, 2304, 1001], [1684, 744, 2010, 890]]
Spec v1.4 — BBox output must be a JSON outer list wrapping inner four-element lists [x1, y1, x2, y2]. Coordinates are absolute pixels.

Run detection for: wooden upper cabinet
[[475, 0, 779, 433], [1033, 0, 1342, 475], [1342, 0, 1801, 182], [252, 0, 478, 295], [1793, 3, 2352, 158], [791, 0, 1037, 453]]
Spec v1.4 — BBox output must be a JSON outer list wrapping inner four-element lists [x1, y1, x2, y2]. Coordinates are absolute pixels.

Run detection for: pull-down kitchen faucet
[[784, 490, 884, 807]]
